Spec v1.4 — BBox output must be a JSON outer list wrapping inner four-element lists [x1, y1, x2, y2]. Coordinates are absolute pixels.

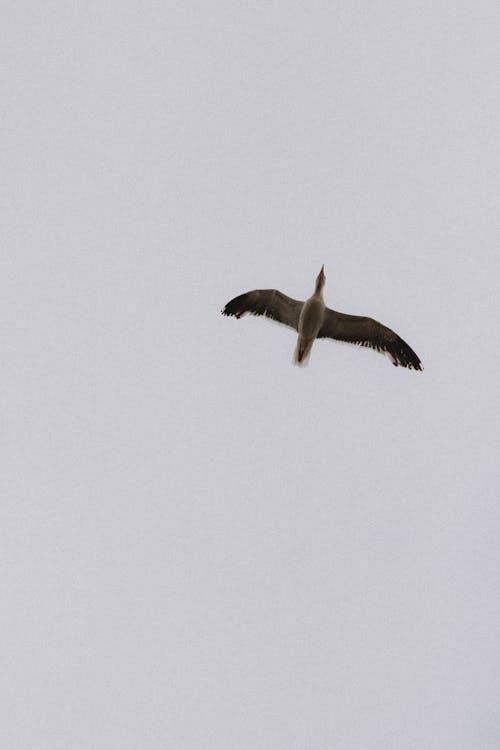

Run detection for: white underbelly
[[299, 298, 325, 339]]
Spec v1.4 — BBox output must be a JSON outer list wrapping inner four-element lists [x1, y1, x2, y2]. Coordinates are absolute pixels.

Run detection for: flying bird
[[222, 266, 422, 369]]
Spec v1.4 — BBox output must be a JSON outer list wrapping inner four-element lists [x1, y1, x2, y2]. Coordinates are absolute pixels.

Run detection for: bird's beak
[[321, 264, 325, 274]]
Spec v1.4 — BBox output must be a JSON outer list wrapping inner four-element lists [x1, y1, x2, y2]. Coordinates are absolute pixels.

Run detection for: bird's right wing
[[222, 289, 303, 331], [318, 308, 422, 369]]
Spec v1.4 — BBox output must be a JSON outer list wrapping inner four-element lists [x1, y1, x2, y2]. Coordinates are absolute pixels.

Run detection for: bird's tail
[[294, 337, 314, 365]]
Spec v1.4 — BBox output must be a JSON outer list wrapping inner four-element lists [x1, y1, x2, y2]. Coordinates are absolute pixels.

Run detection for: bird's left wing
[[222, 289, 303, 331], [318, 308, 422, 370]]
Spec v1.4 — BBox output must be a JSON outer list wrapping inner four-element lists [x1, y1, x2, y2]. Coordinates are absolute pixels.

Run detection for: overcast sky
[[3, 2, 500, 749]]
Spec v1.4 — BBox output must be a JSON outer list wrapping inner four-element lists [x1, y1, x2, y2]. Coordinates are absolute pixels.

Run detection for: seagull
[[222, 266, 422, 369]]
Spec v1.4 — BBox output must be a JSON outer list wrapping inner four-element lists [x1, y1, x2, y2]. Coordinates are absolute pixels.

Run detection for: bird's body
[[222, 266, 422, 370], [295, 266, 326, 363]]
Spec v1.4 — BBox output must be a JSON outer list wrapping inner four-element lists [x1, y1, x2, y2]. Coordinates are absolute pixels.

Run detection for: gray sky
[[3, 2, 500, 748]]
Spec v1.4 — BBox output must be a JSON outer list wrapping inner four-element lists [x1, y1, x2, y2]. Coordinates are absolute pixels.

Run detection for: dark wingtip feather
[[221, 293, 248, 319], [390, 337, 423, 370]]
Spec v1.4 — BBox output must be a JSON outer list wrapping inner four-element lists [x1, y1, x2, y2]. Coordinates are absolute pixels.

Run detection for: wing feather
[[222, 289, 303, 331], [318, 308, 422, 370]]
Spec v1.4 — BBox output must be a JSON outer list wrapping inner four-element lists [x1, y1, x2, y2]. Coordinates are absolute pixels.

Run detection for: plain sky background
[[3, 2, 500, 748]]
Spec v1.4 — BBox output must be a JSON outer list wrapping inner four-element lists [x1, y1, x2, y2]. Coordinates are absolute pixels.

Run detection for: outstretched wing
[[222, 289, 303, 331], [318, 308, 422, 370]]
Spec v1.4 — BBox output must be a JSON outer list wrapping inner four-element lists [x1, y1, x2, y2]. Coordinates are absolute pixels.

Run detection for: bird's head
[[315, 264, 326, 293]]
